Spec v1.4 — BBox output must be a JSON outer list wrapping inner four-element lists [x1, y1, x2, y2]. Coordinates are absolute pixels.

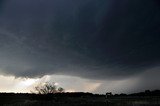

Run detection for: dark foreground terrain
[[0, 90, 160, 106], [0, 93, 106, 106]]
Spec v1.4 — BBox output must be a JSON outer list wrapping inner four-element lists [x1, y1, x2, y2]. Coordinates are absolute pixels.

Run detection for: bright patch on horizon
[[0, 74, 103, 93], [17, 78, 39, 87], [0, 74, 141, 94]]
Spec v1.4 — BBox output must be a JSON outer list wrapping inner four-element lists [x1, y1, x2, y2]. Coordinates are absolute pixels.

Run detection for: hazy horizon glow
[[1, 68, 159, 94], [0, 74, 102, 93]]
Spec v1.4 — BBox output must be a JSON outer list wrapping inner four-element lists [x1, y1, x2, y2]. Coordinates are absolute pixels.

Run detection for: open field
[[0, 93, 106, 106], [107, 96, 160, 106], [0, 92, 160, 106]]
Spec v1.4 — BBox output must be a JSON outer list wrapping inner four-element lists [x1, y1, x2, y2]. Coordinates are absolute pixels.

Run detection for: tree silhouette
[[58, 87, 65, 93], [32, 82, 65, 94]]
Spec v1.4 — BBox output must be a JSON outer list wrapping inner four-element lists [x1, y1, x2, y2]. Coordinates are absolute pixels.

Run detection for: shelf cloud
[[0, 0, 159, 82]]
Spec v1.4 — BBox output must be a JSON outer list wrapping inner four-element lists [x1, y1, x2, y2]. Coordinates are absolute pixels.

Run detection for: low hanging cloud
[[0, 0, 160, 81]]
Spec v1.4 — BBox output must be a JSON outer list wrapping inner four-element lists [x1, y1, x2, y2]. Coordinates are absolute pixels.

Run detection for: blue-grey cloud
[[0, 0, 160, 80]]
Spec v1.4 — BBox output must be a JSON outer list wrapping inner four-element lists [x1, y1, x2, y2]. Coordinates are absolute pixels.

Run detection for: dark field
[[0, 93, 106, 106], [0, 91, 160, 106]]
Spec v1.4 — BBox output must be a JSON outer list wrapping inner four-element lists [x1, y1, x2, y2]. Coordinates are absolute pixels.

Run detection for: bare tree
[[58, 87, 65, 93], [32, 82, 65, 94]]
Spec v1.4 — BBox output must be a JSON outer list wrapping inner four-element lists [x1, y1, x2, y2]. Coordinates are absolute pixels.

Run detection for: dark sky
[[0, 0, 160, 87]]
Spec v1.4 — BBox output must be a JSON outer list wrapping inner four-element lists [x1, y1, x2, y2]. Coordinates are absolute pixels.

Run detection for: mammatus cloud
[[0, 0, 159, 82]]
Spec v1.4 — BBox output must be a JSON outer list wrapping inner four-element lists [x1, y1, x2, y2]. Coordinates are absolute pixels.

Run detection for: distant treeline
[[112, 90, 160, 97], [0, 92, 102, 97], [1, 90, 160, 97], [0, 92, 103, 101]]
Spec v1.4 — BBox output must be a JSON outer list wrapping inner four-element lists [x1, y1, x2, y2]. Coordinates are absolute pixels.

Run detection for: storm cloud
[[0, 0, 160, 80]]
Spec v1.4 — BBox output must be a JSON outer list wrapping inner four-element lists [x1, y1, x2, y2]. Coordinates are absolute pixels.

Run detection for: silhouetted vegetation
[[0, 90, 160, 106], [32, 82, 65, 94]]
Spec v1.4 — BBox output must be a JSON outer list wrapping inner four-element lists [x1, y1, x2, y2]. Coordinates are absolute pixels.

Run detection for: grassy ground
[[107, 96, 160, 106], [1, 93, 160, 106]]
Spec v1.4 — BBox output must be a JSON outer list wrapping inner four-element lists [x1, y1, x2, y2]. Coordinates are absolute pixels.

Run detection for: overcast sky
[[0, 0, 160, 94]]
